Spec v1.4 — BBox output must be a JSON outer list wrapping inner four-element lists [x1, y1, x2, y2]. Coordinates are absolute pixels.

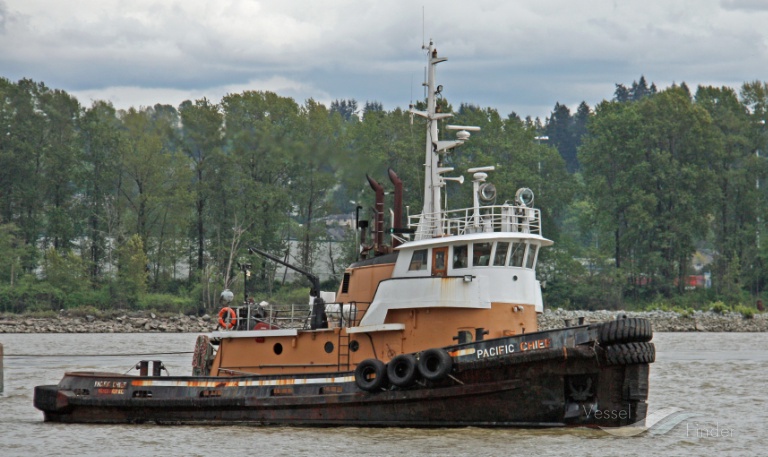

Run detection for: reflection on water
[[0, 333, 765, 457]]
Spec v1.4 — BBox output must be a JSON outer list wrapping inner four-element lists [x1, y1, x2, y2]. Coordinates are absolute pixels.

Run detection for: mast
[[410, 41, 478, 240]]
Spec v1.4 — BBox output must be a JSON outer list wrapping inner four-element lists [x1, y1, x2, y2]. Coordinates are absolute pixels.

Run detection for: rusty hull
[[34, 325, 651, 428]]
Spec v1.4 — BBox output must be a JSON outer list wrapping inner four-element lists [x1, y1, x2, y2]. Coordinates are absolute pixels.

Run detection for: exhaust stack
[[366, 174, 386, 256]]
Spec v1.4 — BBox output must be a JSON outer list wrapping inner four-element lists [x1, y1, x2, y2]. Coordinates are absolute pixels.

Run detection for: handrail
[[218, 302, 372, 331], [408, 204, 541, 239]]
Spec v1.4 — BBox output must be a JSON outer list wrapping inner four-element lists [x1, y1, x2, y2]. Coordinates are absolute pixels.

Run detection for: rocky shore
[[0, 312, 219, 334], [0, 309, 766, 334], [538, 309, 768, 332]]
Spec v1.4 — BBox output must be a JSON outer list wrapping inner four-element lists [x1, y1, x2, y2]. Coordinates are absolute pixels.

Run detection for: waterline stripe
[[132, 376, 356, 388]]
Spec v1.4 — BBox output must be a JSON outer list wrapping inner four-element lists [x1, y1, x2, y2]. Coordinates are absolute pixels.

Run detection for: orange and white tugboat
[[34, 41, 654, 427]]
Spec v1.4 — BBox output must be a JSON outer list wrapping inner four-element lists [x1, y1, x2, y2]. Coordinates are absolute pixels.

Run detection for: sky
[[2, 0, 768, 120]]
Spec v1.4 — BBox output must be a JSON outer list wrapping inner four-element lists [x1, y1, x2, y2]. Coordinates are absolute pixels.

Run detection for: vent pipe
[[388, 168, 403, 248]]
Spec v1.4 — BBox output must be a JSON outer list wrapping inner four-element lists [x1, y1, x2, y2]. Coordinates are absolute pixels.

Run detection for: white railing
[[408, 204, 542, 239], [220, 302, 370, 331]]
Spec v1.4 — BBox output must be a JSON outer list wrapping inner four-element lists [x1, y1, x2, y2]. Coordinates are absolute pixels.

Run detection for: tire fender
[[354, 359, 388, 392], [418, 348, 453, 382], [387, 354, 419, 387]]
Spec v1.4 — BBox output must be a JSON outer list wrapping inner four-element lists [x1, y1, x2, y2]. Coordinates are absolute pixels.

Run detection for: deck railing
[[407, 204, 541, 240], [223, 302, 370, 331]]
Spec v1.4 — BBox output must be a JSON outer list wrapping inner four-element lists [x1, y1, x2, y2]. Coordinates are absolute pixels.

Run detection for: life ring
[[387, 354, 418, 388], [418, 348, 452, 382], [218, 307, 237, 329], [354, 359, 388, 392]]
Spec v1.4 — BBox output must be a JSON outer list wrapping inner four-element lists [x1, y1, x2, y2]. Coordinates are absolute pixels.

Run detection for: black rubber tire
[[418, 348, 453, 382], [387, 354, 419, 387], [604, 342, 656, 366], [598, 318, 653, 344], [354, 359, 388, 392]]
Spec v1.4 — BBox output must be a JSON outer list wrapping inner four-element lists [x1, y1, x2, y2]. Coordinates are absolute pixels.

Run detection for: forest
[[1, 75, 768, 315]]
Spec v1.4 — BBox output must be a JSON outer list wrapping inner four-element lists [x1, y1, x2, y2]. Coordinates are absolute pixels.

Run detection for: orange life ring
[[218, 307, 237, 329]]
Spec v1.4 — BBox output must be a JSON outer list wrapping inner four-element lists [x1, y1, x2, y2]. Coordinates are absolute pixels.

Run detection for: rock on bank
[[0, 309, 766, 333], [0, 313, 218, 334], [538, 309, 768, 332]]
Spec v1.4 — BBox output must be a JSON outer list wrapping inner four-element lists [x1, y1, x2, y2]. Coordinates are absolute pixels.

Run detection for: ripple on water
[[1, 332, 766, 457]]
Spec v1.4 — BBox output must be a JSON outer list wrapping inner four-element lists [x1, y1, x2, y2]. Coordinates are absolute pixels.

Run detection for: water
[[1, 332, 766, 457]]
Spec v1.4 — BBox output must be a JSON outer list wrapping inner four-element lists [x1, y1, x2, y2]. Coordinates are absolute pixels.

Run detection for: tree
[[546, 102, 579, 173], [179, 98, 224, 279], [115, 234, 149, 306], [0, 223, 25, 286], [78, 101, 124, 284], [581, 87, 718, 298], [330, 99, 359, 122], [614, 76, 657, 103], [0, 79, 50, 272], [292, 99, 341, 270], [363, 101, 383, 115], [37, 88, 82, 251], [219, 91, 299, 296]]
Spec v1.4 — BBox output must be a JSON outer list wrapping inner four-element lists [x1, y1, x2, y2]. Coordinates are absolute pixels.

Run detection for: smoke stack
[[366, 174, 385, 255]]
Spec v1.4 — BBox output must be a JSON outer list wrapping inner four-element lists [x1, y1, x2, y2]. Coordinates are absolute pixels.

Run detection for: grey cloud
[[0, 1, 6, 34], [721, 0, 768, 12], [2, 1, 768, 120]]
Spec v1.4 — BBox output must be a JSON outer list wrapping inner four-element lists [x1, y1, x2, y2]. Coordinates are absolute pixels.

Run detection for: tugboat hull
[[34, 323, 653, 428]]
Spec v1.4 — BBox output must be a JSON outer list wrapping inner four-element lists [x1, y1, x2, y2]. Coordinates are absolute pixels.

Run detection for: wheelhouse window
[[453, 245, 468, 269], [473, 242, 492, 267], [510, 242, 526, 267], [408, 249, 428, 271], [526, 245, 538, 269], [493, 242, 510, 266]]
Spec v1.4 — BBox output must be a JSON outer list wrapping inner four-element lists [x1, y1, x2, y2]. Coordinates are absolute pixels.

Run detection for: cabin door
[[432, 247, 448, 277]]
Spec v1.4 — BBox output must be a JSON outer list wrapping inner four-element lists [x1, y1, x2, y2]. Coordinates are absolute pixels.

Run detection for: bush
[[734, 305, 755, 319], [42, 248, 89, 296], [668, 306, 694, 317], [666, 289, 718, 311], [710, 301, 730, 314], [138, 293, 196, 314], [0, 279, 66, 313], [67, 305, 104, 318], [269, 286, 314, 306], [27, 309, 57, 318], [115, 234, 149, 306]]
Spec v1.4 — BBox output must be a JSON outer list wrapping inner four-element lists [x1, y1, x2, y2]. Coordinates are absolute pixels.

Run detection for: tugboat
[[34, 41, 654, 427]]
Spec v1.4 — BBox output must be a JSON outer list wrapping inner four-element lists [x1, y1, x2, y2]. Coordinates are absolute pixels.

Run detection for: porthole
[[349, 340, 360, 352], [512, 275, 518, 281], [324, 341, 334, 353], [273, 343, 283, 355]]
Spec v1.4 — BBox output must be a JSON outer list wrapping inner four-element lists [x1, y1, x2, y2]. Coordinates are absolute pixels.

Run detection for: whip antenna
[[422, 6, 425, 49]]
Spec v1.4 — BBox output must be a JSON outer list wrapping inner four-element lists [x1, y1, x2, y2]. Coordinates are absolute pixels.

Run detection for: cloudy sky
[[2, 0, 767, 120]]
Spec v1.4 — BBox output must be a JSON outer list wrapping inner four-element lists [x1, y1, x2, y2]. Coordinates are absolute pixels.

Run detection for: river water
[[0, 332, 765, 457]]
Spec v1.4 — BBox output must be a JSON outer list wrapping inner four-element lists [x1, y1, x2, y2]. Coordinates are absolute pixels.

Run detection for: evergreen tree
[[546, 103, 578, 173], [330, 99, 358, 122]]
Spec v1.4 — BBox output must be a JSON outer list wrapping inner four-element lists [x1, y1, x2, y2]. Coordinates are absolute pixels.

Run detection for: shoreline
[[0, 309, 766, 333], [538, 309, 768, 332], [0, 313, 218, 334]]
